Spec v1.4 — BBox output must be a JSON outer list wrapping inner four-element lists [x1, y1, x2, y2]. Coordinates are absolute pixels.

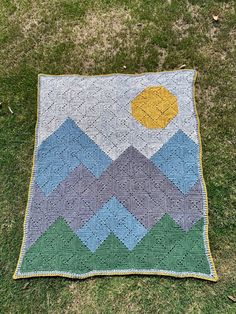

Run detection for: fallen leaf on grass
[[8, 106, 13, 114], [212, 15, 219, 22], [228, 295, 236, 303], [22, 282, 30, 290]]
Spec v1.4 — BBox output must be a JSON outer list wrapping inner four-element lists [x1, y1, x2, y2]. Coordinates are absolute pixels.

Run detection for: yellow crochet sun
[[131, 86, 178, 128]]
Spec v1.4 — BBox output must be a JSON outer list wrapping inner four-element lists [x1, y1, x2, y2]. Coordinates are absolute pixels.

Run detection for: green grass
[[0, 0, 235, 313]]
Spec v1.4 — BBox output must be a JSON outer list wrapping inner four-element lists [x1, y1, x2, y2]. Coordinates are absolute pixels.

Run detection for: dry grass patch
[[11, 2, 44, 38], [172, 17, 190, 40], [2, 5, 149, 73], [156, 48, 168, 70], [72, 9, 132, 54], [196, 84, 218, 121], [66, 279, 147, 314], [65, 281, 99, 314], [216, 242, 236, 283], [173, 2, 203, 41], [69, 8, 140, 71], [187, 1, 201, 20]]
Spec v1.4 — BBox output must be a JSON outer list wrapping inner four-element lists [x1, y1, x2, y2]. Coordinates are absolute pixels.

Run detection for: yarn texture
[[14, 70, 218, 281]]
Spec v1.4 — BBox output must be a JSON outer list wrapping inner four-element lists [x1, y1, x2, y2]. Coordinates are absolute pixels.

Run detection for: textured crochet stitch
[[14, 70, 218, 281]]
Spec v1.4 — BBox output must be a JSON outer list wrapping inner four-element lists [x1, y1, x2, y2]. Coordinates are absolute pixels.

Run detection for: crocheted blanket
[[14, 70, 218, 281]]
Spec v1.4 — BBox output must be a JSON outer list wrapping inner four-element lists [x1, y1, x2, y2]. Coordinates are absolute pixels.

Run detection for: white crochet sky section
[[38, 70, 198, 160]]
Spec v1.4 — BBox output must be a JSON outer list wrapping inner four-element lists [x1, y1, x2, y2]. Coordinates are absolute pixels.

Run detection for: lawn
[[0, 0, 235, 313]]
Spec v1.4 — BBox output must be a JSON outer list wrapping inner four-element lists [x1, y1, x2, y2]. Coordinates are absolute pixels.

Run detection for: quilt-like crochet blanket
[[14, 70, 218, 281]]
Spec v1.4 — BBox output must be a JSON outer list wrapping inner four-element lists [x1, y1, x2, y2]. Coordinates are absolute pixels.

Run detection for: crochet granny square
[[14, 70, 218, 281]]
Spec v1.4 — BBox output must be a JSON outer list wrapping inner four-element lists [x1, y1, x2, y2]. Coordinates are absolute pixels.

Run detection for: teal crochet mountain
[[14, 71, 218, 281]]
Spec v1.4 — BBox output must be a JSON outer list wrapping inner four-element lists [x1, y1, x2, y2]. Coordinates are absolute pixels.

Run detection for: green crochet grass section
[[21, 215, 211, 275]]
